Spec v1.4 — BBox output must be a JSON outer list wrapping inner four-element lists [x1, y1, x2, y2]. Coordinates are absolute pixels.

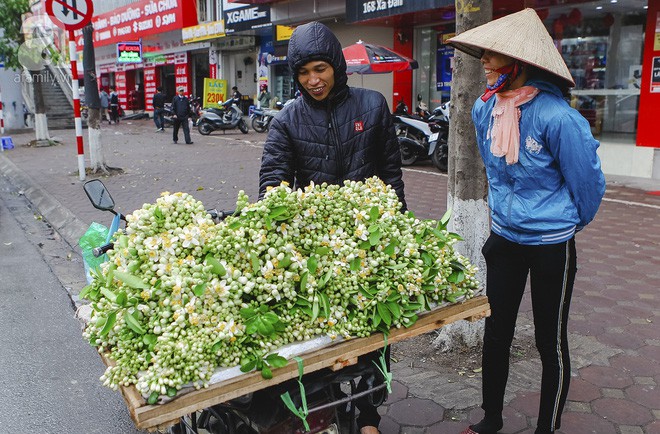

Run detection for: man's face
[[178, 89, 185, 96], [298, 60, 334, 101]]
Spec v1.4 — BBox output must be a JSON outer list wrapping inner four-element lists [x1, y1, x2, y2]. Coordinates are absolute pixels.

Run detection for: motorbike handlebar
[[207, 209, 235, 221], [93, 243, 114, 257]]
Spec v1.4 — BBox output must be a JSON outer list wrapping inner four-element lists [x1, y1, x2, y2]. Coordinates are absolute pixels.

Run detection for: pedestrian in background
[[259, 21, 405, 434], [171, 86, 193, 145], [257, 83, 271, 109], [231, 86, 242, 101], [109, 86, 119, 124], [99, 88, 109, 122], [447, 9, 606, 434], [152, 86, 166, 132]]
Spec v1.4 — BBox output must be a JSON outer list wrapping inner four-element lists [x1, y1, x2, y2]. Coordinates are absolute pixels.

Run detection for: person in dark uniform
[[171, 87, 193, 144]]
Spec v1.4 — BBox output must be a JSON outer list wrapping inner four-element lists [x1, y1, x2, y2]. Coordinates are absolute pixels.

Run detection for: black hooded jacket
[[258, 21, 406, 210]]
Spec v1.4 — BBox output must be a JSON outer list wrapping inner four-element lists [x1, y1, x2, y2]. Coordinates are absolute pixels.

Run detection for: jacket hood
[[526, 78, 563, 98], [287, 21, 349, 106]]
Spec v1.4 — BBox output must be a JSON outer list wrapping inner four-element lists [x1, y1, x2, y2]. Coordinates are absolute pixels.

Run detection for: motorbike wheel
[[198, 121, 213, 136], [251, 116, 268, 133], [431, 135, 449, 173], [398, 136, 420, 166], [239, 119, 249, 134]]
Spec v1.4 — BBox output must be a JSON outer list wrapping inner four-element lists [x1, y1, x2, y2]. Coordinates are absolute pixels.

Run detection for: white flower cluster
[[81, 178, 478, 400]]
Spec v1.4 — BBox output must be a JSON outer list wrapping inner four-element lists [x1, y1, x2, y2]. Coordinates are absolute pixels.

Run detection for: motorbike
[[249, 102, 284, 133], [197, 97, 249, 135], [393, 97, 449, 172], [190, 96, 203, 126], [81, 179, 389, 434]]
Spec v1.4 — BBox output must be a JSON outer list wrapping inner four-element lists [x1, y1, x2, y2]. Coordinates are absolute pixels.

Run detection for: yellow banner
[[182, 20, 225, 44], [203, 78, 227, 109], [276, 25, 295, 42]]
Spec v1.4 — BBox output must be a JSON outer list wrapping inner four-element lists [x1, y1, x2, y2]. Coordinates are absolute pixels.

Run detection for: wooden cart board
[[101, 295, 490, 431]]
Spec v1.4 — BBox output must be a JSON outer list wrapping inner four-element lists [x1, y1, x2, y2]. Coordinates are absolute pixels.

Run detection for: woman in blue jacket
[[448, 9, 606, 434]]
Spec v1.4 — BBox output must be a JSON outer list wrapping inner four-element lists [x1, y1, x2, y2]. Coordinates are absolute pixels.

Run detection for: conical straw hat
[[447, 8, 574, 87]]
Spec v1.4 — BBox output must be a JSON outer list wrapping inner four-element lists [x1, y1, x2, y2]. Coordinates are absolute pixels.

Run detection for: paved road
[[1, 119, 659, 433]]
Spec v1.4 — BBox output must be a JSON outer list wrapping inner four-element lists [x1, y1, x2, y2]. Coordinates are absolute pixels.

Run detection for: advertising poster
[[652, 57, 660, 93], [655, 12, 660, 51], [436, 34, 454, 92], [203, 78, 228, 109], [143, 67, 158, 111]]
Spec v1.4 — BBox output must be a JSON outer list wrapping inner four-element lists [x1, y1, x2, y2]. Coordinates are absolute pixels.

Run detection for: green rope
[[280, 356, 310, 431]]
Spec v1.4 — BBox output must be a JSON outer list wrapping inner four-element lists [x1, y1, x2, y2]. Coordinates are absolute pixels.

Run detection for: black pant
[[110, 105, 119, 123], [172, 116, 191, 143], [154, 108, 164, 129], [480, 232, 576, 432]]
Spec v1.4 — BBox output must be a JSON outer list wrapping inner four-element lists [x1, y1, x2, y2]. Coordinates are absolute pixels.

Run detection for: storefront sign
[[75, 0, 197, 49], [276, 25, 295, 42], [117, 41, 142, 63], [346, 0, 453, 23], [655, 12, 660, 51], [651, 57, 660, 93], [144, 67, 158, 111], [203, 78, 228, 109], [436, 45, 453, 91], [182, 20, 225, 43], [224, 4, 271, 34], [175, 60, 190, 95], [115, 71, 128, 107]]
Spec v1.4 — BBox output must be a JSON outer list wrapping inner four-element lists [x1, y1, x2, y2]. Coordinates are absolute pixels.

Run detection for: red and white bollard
[[0, 86, 5, 152], [69, 31, 85, 180]]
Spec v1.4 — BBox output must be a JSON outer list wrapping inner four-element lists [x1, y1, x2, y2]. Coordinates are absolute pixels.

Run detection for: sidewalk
[[1, 120, 659, 433]]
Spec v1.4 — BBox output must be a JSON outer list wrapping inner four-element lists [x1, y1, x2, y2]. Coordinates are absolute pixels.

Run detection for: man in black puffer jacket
[[258, 21, 406, 211], [259, 21, 404, 434]]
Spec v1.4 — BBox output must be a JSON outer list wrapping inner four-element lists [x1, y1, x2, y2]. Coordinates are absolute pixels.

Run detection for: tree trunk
[[433, 1, 493, 352], [31, 69, 50, 145], [82, 24, 107, 173]]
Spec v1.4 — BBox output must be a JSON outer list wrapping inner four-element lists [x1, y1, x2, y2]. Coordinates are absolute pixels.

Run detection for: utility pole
[[433, 0, 492, 351], [82, 23, 106, 173]]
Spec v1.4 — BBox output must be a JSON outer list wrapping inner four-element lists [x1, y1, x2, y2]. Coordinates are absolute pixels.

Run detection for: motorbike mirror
[[83, 179, 116, 212], [417, 94, 422, 102]]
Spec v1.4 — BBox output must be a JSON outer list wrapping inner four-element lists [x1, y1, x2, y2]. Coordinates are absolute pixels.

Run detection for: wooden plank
[[104, 295, 489, 431]]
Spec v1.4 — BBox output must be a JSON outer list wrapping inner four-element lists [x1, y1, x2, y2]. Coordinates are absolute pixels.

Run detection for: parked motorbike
[[250, 102, 284, 133], [162, 103, 175, 128], [82, 179, 389, 434], [190, 96, 202, 126], [197, 97, 249, 135], [393, 98, 449, 172]]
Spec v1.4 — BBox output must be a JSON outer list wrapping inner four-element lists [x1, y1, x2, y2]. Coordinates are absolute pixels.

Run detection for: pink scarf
[[487, 86, 539, 165]]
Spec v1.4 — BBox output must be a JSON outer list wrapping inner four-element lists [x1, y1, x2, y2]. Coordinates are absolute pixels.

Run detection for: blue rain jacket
[[472, 79, 606, 245]]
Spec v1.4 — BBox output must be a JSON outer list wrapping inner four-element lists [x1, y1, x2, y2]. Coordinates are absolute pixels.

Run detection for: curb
[[0, 153, 88, 249]]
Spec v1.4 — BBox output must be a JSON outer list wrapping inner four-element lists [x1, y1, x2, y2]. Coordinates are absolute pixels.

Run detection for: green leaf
[[193, 283, 206, 297], [315, 246, 330, 256], [153, 206, 164, 222], [245, 322, 258, 335], [99, 311, 117, 337], [250, 252, 260, 274], [256, 318, 275, 336], [359, 240, 371, 250], [311, 299, 320, 322], [319, 292, 331, 318], [450, 260, 468, 272], [113, 271, 148, 289], [167, 387, 177, 398], [439, 208, 452, 228], [300, 271, 308, 293], [421, 251, 434, 266], [124, 310, 145, 335], [147, 391, 159, 405], [143, 334, 157, 347], [100, 287, 117, 302], [266, 353, 288, 368], [368, 229, 382, 246], [372, 308, 381, 327], [384, 243, 396, 256], [79, 284, 92, 300], [369, 206, 380, 222], [240, 358, 257, 372], [118, 235, 129, 249], [350, 256, 361, 271], [116, 291, 128, 307], [387, 301, 401, 319], [261, 365, 273, 379], [278, 254, 292, 269], [319, 267, 333, 288], [228, 220, 242, 230], [377, 303, 392, 327], [269, 205, 288, 219], [386, 263, 408, 270], [239, 307, 256, 319], [307, 256, 318, 274], [212, 340, 223, 353], [205, 255, 227, 276], [447, 270, 465, 284]]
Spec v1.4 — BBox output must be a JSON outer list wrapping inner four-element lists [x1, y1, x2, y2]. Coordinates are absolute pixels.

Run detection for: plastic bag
[[79, 222, 109, 282]]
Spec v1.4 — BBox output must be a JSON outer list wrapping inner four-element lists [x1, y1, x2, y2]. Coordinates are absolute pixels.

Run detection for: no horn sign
[[46, 0, 94, 31]]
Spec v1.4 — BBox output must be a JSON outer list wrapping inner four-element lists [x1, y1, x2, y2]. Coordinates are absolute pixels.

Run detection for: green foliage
[[0, 0, 31, 69]]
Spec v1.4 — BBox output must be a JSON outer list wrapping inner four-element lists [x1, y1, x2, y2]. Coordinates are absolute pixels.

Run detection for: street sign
[[45, 0, 93, 31]]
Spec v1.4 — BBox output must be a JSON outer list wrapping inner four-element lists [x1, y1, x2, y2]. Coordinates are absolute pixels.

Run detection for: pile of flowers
[[81, 177, 478, 403]]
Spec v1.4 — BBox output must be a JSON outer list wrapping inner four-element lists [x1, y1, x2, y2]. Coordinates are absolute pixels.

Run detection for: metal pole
[[69, 30, 85, 180]]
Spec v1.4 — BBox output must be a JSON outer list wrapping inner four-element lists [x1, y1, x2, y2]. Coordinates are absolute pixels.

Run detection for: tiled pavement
[[1, 120, 659, 433]]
